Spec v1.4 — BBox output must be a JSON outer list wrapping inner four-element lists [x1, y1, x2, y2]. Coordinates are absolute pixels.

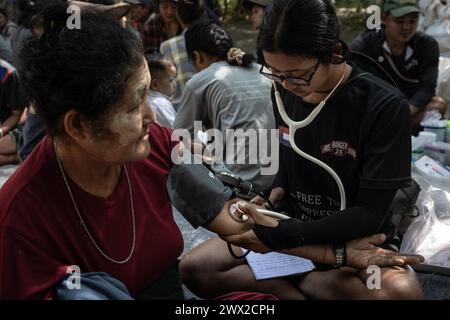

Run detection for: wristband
[[332, 242, 346, 268]]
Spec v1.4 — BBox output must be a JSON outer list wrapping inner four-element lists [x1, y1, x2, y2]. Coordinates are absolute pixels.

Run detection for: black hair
[[145, 53, 171, 78], [0, 7, 8, 19], [90, 0, 119, 5], [19, 3, 144, 136], [177, 0, 206, 25], [259, 0, 341, 64], [18, 0, 40, 27], [185, 21, 254, 67]]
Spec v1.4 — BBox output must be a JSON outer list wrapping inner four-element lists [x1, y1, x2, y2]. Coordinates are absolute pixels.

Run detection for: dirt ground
[[223, 18, 259, 55], [222, 12, 367, 54]]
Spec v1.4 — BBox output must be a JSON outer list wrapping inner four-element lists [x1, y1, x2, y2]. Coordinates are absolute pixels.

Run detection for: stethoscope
[[272, 62, 348, 211], [228, 63, 348, 259], [253, 62, 348, 221]]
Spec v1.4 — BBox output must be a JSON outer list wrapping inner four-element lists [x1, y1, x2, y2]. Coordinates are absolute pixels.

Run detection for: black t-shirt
[[0, 59, 28, 123], [350, 28, 439, 110], [272, 64, 411, 222]]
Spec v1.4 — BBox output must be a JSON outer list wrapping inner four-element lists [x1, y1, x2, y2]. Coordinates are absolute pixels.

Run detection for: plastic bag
[[419, 0, 441, 30], [427, 22, 450, 57], [419, 0, 450, 57], [438, 57, 450, 118], [400, 170, 450, 274]]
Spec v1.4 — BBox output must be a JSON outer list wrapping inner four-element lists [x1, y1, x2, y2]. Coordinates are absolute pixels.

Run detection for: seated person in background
[[243, 0, 271, 30], [241, 0, 272, 65], [142, 0, 181, 53], [0, 58, 28, 166], [174, 21, 276, 191], [124, 0, 154, 39], [0, 7, 17, 39], [0, 7, 15, 63], [350, 0, 447, 134], [179, 0, 424, 300], [160, 0, 208, 109], [204, 0, 221, 23], [0, 111, 26, 166], [146, 53, 177, 128]]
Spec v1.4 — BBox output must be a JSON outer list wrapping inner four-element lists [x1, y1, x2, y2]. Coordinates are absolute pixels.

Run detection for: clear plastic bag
[[420, 0, 450, 57], [400, 171, 450, 274], [438, 58, 450, 118]]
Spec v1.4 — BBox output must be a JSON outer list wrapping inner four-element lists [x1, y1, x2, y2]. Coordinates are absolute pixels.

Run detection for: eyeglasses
[[259, 60, 321, 86]]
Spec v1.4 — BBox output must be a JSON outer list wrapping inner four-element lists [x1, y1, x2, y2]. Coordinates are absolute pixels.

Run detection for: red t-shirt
[[0, 123, 183, 299]]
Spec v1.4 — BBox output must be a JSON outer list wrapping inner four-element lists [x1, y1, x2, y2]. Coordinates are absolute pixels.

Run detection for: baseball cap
[[243, 0, 272, 11], [383, 0, 421, 18]]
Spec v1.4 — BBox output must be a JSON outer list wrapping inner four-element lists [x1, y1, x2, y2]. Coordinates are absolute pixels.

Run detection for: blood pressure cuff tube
[[167, 164, 234, 229]]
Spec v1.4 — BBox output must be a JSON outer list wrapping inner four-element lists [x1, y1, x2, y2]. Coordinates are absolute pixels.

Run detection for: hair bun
[[241, 53, 255, 67]]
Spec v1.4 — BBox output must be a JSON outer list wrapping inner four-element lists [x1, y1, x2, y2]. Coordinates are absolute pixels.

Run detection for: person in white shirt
[[146, 53, 177, 128]]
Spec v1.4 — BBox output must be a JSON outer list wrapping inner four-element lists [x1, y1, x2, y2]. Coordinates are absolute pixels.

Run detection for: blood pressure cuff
[[167, 164, 234, 229]]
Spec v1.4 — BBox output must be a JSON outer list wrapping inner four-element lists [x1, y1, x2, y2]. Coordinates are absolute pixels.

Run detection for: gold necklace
[[54, 139, 136, 264]]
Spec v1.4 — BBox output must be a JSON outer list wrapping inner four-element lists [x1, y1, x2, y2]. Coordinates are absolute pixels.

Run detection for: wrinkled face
[[383, 12, 419, 44], [87, 60, 155, 164], [159, 1, 177, 24], [250, 5, 264, 30], [263, 51, 330, 98]]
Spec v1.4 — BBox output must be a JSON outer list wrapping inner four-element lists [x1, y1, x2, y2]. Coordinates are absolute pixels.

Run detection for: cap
[[69, 1, 131, 20], [167, 164, 234, 229], [383, 0, 421, 18], [243, 0, 272, 11]]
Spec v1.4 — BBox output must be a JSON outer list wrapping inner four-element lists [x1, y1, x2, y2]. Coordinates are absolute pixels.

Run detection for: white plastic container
[[412, 131, 437, 152], [422, 120, 448, 142], [446, 121, 450, 143], [423, 141, 450, 165]]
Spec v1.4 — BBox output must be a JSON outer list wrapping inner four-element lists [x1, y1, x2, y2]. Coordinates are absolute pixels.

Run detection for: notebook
[[243, 249, 316, 280]]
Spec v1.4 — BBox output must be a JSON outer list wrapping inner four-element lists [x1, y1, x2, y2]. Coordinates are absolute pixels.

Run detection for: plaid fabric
[[142, 14, 165, 53], [160, 31, 195, 106], [142, 14, 181, 54]]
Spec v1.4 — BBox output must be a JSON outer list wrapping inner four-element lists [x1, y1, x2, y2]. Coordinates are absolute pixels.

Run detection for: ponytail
[[185, 21, 254, 68]]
